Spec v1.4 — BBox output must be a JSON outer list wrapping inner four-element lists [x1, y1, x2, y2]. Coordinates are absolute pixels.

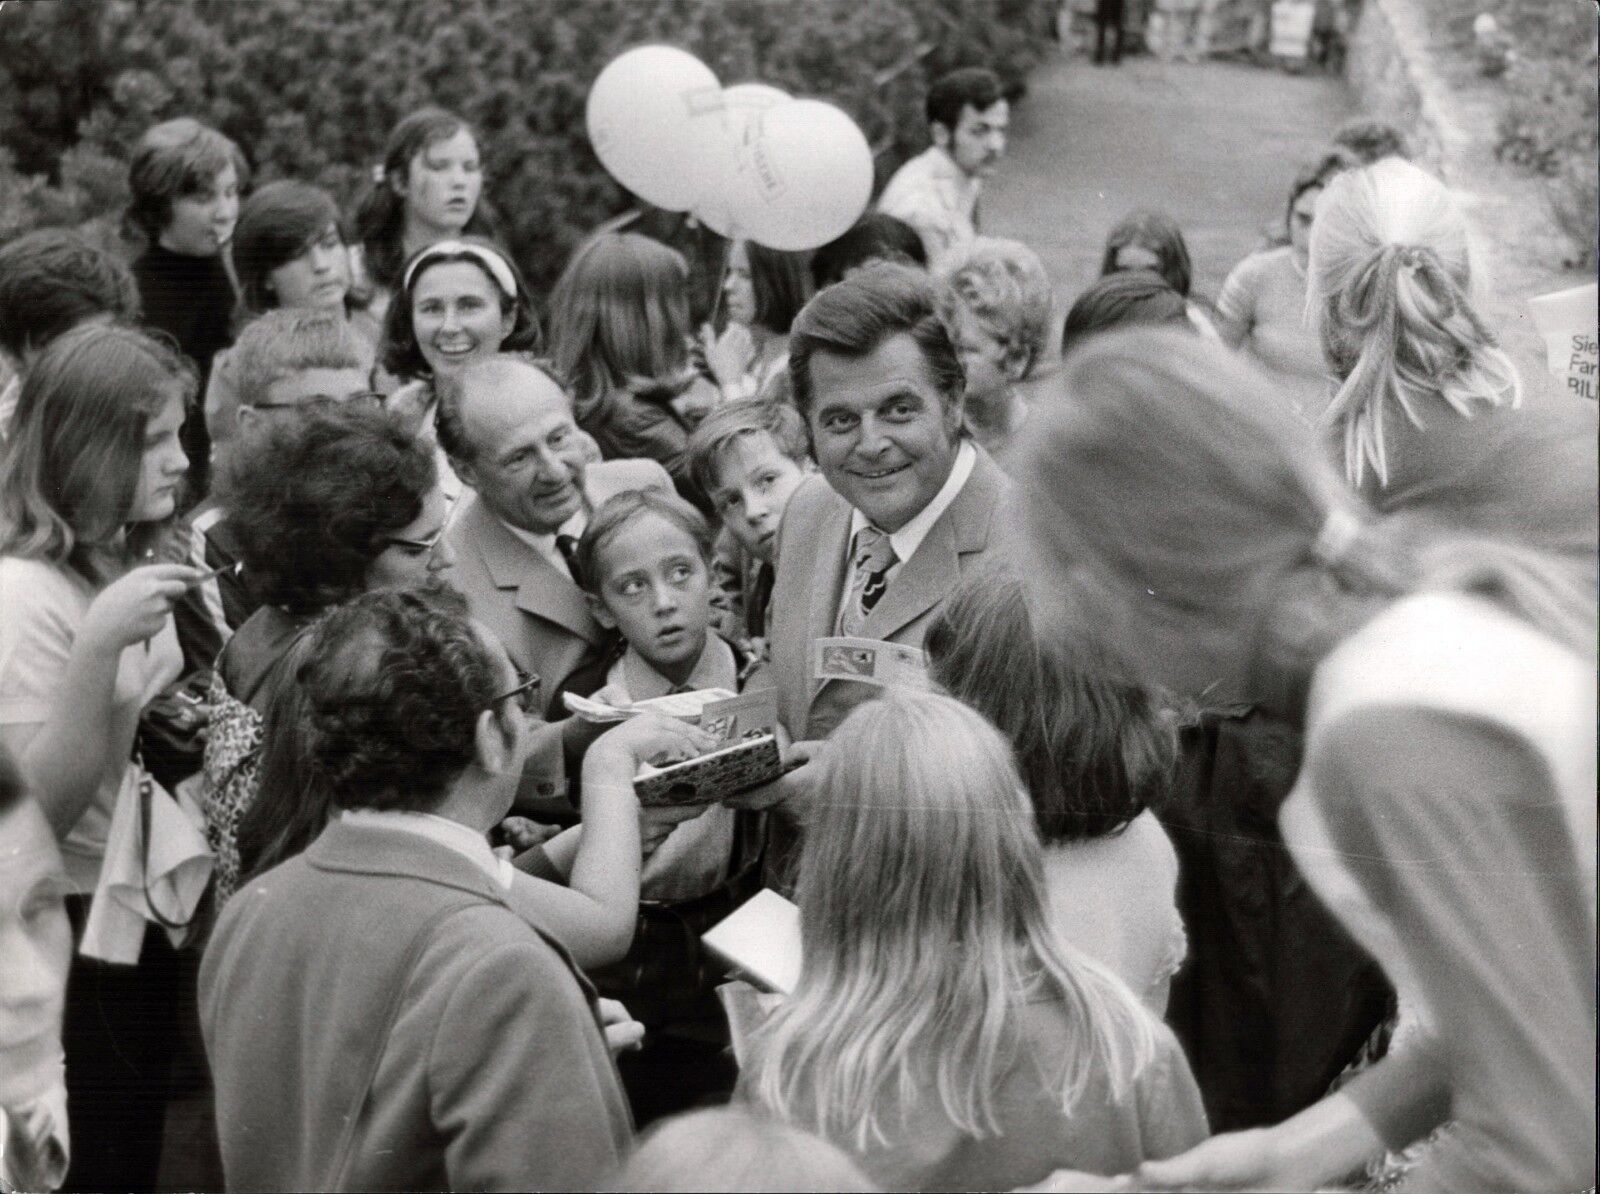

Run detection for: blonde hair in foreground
[[739, 689, 1156, 1152], [1307, 157, 1520, 488]]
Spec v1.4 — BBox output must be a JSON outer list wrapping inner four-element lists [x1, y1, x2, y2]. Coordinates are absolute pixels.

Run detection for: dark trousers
[[61, 896, 183, 1194], [1095, 0, 1125, 62]]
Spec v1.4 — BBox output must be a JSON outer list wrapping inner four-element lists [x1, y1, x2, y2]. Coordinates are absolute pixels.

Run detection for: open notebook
[[702, 888, 802, 994]]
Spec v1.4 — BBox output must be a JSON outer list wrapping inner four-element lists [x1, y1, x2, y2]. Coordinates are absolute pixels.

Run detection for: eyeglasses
[[489, 670, 541, 715], [384, 494, 460, 560], [245, 391, 386, 413]]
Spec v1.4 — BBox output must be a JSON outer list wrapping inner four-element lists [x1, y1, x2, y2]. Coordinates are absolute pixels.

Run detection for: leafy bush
[[0, 0, 1056, 292]]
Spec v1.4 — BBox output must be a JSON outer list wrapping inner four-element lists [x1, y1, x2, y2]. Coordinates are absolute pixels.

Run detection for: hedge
[[0, 0, 1057, 293]]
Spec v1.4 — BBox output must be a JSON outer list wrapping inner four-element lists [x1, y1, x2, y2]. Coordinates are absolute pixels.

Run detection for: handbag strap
[[134, 754, 198, 939]]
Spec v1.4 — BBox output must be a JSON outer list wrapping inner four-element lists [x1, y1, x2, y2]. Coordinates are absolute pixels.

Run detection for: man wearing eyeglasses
[[191, 309, 379, 634], [440, 354, 673, 818]]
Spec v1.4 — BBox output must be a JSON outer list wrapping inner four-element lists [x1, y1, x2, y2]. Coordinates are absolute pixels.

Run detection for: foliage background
[[0, 0, 1057, 291]]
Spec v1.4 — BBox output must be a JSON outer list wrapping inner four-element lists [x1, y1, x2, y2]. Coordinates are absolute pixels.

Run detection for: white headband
[[403, 240, 518, 300]]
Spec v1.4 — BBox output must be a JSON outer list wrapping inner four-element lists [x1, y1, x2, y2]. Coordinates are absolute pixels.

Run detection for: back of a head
[[1332, 119, 1410, 165], [228, 307, 368, 417], [0, 229, 140, 362], [614, 1107, 877, 1193], [810, 213, 928, 290], [1308, 158, 1518, 486], [744, 241, 814, 336], [788, 261, 964, 415], [1060, 271, 1190, 357], [294, 586, 499, 814], [926, 66, 1004, 133]]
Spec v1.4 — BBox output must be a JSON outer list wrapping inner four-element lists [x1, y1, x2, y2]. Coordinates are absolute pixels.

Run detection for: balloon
[[587, 45, 720, 211], [692, 83, 793, 238], [720, 99, 875, 252]]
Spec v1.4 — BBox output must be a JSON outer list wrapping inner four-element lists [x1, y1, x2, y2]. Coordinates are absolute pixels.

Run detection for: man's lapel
[[804, 494, 854, 704], [469, 497, 602, 645]]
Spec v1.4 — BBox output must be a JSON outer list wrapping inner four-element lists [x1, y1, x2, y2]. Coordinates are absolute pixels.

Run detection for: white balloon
[[587, 45, 721, 211], [728, 100, 875, 252], [693, 83, 794, 238]]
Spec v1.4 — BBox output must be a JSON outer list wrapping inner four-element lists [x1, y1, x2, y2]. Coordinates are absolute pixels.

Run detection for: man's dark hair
[[788, 262, 965, 417], [295, 586, 503, 814], [0, 230, 140, 360], [1332, 120, 1410, 165], [810, 214, 928, 291], [216, 404, 435, 615], [926, 67, 1004, 133], [1060, 271, 1191, 357]]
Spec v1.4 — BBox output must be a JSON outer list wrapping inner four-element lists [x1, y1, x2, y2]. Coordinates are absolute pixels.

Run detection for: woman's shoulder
[[0, 555, 87, 607]]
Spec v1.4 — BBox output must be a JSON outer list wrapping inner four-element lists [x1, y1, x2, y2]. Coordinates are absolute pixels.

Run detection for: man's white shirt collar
[[341, 809, 512, 890], [503, 510, 587, 580], [848, 440, 977, 569]]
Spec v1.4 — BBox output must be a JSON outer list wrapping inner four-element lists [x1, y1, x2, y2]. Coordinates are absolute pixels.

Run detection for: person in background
[[0, 748, 73, 1193], [739, 690, 1208, 1190], [549, 232, 722, 505], [1016, 326, 1594, 1194], [353, 106, 497, 321], [925, 572, 1187, 1016], [1308, 157, 1598, 579], [438, 354, 672, 818], [126, 117, 249, 502], [194, 307, 378, 635], [702, 240, 812, 404], [0, 324, 200, 1193], [1099, 209, 1221, 339], [1331, 118, 1409, 164], [809, 212, 928, 292], [203, 180, 381, 446], [0, 229, 140, 438], [878, 67, 1009, 271], [936, 236, 1055, 454], [201, 587, 701, 1192], [1094, 0, 1126, 64], [200, 404, 450, 908], [379, 235, 541, 498], [612, 1106, 878, 1193], [1216, 149, 1354, 422], [1060, 271, 1192, 357], [688, 398, 814, 653]]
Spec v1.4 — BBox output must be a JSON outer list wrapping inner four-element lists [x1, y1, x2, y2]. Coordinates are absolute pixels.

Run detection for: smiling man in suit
[[741, 262, 1014, 876], [440, 354, 671, 814]]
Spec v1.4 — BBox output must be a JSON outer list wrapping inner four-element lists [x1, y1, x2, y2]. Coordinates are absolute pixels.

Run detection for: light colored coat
[[199, 819, 632, 1193]]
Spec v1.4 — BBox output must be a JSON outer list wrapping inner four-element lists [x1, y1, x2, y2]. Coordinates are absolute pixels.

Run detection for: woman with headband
[[1016, 327, 1595, 1194], [378, 236, 541, 498]]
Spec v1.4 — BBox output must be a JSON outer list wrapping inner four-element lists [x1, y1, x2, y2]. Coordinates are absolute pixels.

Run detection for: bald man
[[441, 355, 671, 814]]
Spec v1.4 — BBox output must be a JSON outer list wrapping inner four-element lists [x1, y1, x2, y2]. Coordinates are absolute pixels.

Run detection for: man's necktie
[[838, 526, 897, 637], [555, 533, 582, 586]]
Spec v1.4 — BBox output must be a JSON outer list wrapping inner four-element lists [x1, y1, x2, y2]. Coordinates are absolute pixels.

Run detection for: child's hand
[[589, 713, 717, 777], [493, 816, 561, 853], [597, 998, 646, 1056], [640, 802, 711, 857]]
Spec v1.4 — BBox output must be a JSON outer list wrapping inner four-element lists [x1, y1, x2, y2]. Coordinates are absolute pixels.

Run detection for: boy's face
[[590, 511, 713, 679], [709, 432, 809, 564], [161, 162, 240, 257]]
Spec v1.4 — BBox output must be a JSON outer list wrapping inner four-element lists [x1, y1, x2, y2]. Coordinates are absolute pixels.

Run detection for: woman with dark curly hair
[[198, 403, 451, 905]]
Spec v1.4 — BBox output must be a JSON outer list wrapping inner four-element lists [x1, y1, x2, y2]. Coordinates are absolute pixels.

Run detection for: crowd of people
[[0, 58, 1593, 1194]]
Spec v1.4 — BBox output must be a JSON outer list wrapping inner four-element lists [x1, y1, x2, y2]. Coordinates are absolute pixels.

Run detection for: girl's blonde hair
[[740, 689, 1156, 1153], [1308, 158, 1521, 488], [547, 232, 694, 422]]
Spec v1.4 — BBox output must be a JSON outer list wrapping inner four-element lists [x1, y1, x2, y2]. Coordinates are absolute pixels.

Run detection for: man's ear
[[587, 592, 617, 631], [473, 704, 517, 776], [451, 452, 482, 492], [388, 169, 409, 199], [930, 121, 953, 150]]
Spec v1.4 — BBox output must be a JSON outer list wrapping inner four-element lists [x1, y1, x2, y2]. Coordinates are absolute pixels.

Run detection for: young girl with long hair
[[1306, 158, 1595, 575], [738, 689, 1208, 1190], [925, 573, 1187, 1014], [0, 323, 202, 1191], [548, 232, 721, 507], [703, 239, 812, 403], [1099, 208, 1221, 340], [353, 107, 497, 317], [1016, 327, 1594, 1194]]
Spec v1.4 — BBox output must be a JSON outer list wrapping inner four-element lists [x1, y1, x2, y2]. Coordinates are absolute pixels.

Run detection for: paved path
[[985, 52, 1354, 308]]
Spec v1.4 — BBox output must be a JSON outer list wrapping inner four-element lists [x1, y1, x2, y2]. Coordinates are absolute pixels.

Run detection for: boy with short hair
[[568, 488, 762, 1122], [686, 398, 813, 651]]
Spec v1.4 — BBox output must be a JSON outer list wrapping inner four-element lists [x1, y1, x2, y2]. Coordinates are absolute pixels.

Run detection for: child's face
[[708, 433, 809, 563], [162, 162, 240, 257], [591, 511, 713, 678]]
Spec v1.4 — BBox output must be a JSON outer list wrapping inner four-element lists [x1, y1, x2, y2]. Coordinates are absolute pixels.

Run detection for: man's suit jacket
[[446, 457, 672, 713], [760, 445, 1014, 743], [199, 820, 632, 1193]]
